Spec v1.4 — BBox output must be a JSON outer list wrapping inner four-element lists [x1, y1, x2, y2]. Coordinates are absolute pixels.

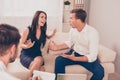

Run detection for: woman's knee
[[34, 56, 43, 63]]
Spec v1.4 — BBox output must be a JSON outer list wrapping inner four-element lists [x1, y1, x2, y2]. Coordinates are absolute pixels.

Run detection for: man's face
[[9, 45, 18, 63], [69, 13, 78, 28]]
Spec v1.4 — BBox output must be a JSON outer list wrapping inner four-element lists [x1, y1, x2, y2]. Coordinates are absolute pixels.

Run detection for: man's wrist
[[57, 45, 60, 50]]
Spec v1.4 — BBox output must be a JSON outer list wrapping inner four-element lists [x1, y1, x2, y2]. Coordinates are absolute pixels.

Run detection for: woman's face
[[38, 13, 46, 27]]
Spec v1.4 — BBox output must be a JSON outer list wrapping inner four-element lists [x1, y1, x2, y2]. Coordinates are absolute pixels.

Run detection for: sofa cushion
[[43, 54, 58, 73], [98, 45, 116, 63], [101, 63, 115, 73], [65, 65, 91, 74]]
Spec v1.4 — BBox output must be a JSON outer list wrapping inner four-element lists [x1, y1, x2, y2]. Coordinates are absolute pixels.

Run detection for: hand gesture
[[52, 28, 57, 36], [25, 39, 35, 49], [49, 41, 58, 51], [61, 51, 76, 61]]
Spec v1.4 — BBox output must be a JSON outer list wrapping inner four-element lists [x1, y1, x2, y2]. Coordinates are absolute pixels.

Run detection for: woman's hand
[[51, 28, 57, 36], [47, 28, 57, 39], [24, 39, 35, 49]]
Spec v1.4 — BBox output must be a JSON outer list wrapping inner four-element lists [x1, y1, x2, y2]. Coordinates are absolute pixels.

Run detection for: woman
[[20, 11, 56, 80]]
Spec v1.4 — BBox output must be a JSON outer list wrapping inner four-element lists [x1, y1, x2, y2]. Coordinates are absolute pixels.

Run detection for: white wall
[[0, 0, 63, 32], [89, 0, 120, 73]]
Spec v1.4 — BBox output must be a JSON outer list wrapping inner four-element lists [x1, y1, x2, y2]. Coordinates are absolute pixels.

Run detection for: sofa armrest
[[98, 45, 116, 63]]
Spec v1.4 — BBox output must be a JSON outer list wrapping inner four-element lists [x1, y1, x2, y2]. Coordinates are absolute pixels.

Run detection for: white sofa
[[7, 32, 116, 80]]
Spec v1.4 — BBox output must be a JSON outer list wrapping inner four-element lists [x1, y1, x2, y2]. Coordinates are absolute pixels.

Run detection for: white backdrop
[[0, 0, 63, 32], [89, 0, 120, 74]]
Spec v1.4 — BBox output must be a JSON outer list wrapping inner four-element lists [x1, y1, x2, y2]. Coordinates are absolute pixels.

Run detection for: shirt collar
[[80, 23, 88, 33], [0, 61, 7, 71]]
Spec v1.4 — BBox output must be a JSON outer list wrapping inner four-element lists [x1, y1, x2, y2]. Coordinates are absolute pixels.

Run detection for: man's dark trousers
[[55, 49, 104, 80]]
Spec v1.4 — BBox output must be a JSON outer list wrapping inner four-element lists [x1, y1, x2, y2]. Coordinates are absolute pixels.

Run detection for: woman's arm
[[20, 28, 29, 49], [20, 28, 34, 49]]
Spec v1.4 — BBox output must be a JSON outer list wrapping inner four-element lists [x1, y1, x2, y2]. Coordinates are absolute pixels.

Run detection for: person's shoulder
[[0, 72, 20, 80], [87, 24, 98, 33], [86, 24, 99, 37], [69, 28, 76, 32], [23, 28, 29, 34], [22, 27, 30, 36]]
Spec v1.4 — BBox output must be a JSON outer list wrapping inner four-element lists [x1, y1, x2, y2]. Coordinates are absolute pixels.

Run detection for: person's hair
[[70, 9, 87, 22], [30, 11, 47, 46], [0, 24, 21, 56]]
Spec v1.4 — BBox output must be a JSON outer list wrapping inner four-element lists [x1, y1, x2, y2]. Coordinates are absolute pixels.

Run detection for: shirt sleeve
[[85, 30, 99, 62], [64, 29, 74, 48]]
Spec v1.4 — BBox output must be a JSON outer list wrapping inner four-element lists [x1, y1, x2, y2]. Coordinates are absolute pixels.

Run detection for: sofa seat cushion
[[65, 63, 115, 74], [43, 54, 58, 73], [65, 65, 91, 74]]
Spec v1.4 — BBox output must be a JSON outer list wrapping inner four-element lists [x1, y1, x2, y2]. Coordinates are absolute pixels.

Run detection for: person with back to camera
[[49, 9, 104, 80], [0, 24, 42, 80], [20, 11, 56, 80], [0, 24, 21, 80]]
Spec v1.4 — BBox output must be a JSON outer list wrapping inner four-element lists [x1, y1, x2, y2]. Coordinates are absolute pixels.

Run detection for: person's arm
[[61, 51, 88, 62], [20, 28, 34, 49], [85, 30, 99, 62], [47, 29, 57, 39], [49, 41, 69, 51]]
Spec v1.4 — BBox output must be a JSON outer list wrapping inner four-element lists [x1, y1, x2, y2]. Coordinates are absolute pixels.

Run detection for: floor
[[109, 73, 120, 80]]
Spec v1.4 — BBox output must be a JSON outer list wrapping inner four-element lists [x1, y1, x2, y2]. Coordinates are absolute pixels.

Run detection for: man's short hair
[[0, 24, 21, 55], [70, 9, 87, 22]]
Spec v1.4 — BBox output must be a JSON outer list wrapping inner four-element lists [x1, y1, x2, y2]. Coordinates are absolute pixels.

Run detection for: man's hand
[[49, 41, 58, 51], [61, 52, 76, 61]]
